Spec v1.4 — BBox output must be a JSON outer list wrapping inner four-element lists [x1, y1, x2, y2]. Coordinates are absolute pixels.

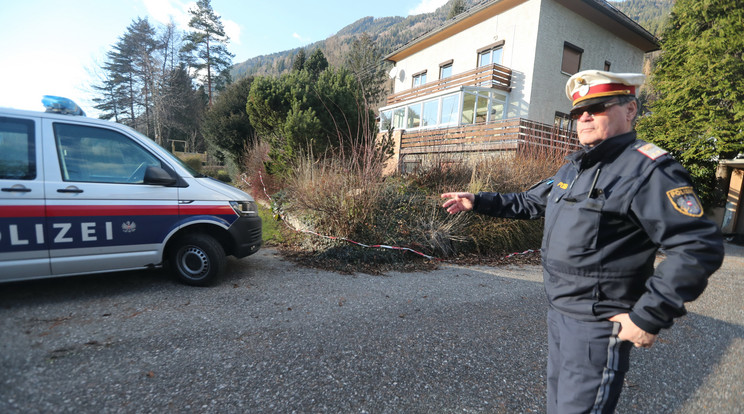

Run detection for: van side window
[[53, 123, 162, 184], [0, 117, 36, 180]]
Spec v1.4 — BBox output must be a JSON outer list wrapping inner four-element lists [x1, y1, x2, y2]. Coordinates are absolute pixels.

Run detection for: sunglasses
[[569, 100, 622, 120]]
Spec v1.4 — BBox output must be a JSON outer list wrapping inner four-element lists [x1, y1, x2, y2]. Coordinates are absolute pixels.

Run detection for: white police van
[[0, 96, 261, 286]]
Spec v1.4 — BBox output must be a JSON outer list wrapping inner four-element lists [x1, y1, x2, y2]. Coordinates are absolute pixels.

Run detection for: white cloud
[[408, 0, 450, 15], [223, 19, 241, 44], [292, 32, 310, 44], [142, 0, 191, 27]]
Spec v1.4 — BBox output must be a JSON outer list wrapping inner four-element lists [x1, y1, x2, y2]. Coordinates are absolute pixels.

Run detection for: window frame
[[412, 70, 427, 88], [561, 41, 583, 75], [0, 117, 36, 180], [439, 60, 454, 79], [477, 40, 505, 67], [554, 111, 573, 131], [52, 123, 162, 184]]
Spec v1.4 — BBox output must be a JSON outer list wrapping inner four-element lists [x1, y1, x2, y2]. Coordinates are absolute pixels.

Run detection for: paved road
[[1, 244, 742, 413]]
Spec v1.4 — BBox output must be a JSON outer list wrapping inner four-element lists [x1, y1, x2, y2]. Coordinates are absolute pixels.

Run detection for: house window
[[478, 40, 505, 67], [407, 103, 422, 129], [392, 108, 405, 129], [604, 61, 611, 71], [439, 60, 453, 79], [379, 110, 392, 132], [461, 90, 505, 125], [460, 91, 504, 125], [440, 94, 459, 125], [554, 111, 572, 130], [561, 42, 583, 75], [422, 99, 439, 127], [412, 70, 427, 88]]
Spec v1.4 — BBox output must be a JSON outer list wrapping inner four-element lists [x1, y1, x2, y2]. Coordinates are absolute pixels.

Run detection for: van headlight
[[230, 201, 258, 217]]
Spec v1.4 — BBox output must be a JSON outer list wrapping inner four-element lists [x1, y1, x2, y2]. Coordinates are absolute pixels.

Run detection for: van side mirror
[[144, 166, 177, 186]]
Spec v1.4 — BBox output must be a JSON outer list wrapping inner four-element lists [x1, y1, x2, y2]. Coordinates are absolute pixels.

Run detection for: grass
[[257, 202, 285, 246]]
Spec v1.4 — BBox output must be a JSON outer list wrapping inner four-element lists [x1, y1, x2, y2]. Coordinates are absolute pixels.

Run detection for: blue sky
[[0, 0, 449, 114]]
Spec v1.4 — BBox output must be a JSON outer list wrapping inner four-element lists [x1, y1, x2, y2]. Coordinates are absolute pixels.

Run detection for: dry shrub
[[238, 141, 279, 203], [273, 141, 566, 267]]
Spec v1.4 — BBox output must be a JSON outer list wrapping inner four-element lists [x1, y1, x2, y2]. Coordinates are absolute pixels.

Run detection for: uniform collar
[[568, 131, 637, 169]]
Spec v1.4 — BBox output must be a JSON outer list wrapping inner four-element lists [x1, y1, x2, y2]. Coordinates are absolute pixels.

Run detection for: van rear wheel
[[169, 233, 226, 286]]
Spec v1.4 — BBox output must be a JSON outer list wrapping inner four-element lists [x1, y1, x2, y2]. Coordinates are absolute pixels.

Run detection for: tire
[[169, 233, 226, 286]]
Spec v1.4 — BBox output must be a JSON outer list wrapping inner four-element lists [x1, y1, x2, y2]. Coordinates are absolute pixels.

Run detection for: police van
[[0, 96, 262, 286]]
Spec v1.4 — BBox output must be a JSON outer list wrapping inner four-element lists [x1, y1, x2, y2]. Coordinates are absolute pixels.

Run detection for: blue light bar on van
[[42, 95, 86, 116]]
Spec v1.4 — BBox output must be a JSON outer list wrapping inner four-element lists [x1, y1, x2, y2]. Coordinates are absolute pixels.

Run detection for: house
[[378, 0, 659, 173]]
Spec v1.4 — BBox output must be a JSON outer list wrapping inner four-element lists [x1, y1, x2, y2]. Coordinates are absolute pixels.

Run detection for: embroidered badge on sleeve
[[637, 143, 668, 160], [666, 186, 704, 217]]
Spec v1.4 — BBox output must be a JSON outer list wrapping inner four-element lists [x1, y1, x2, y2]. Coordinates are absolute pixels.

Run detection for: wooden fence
[[398, 118, 580, 157]]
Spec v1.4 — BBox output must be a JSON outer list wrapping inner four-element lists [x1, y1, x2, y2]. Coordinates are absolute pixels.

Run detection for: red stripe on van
[[2, 205, 235, 218], [179, 205, 236, 216], [0, 205, 45, 218]]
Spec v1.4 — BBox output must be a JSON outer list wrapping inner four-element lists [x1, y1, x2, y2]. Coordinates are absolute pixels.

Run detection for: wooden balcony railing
[[386, 63, 512, 105], [399, 118, 580, 155]]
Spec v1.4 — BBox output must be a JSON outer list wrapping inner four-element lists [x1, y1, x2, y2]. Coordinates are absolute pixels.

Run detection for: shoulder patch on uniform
[[666, 186, 704, 217], [637, 143, 668, 160]]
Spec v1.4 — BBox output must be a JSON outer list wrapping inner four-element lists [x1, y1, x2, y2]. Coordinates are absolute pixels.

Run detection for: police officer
[[441, 70, 724, 413]]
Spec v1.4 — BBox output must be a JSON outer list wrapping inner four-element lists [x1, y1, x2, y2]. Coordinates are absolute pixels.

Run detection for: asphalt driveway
[[1, 243, 742, 413]]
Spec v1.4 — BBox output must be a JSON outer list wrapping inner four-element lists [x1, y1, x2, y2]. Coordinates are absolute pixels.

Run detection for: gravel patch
[[1, 244, 742, 413]]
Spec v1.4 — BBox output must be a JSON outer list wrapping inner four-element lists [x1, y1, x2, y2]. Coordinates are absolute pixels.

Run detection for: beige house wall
[[529, 0, 646, 123], [390, 0, 541, 122], [387, 0, 648, 126]]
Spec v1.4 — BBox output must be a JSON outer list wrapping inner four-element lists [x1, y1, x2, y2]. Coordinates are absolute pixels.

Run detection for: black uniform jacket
[[473, 131, 724, 334]]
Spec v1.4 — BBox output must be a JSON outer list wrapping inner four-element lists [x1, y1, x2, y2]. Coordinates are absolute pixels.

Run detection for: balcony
[[386, 63, 512, 106], [399, 118, 579, 156]]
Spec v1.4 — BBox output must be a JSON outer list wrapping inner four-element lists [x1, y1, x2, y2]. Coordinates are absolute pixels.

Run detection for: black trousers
[[547, 309, 633, 414]]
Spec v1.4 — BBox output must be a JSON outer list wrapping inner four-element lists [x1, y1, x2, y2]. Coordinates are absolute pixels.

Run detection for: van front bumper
[[229, 215, 262, 258]]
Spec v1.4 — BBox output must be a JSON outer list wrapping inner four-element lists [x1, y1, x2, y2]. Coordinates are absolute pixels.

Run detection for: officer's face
[[575, 100, 637, 147]]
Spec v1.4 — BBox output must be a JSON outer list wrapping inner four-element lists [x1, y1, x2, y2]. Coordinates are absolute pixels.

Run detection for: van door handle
[[2, 185, 32, 192], [57, 186, 84, 193]]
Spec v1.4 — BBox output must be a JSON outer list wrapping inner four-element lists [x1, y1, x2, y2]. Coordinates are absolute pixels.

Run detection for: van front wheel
[[169, 234, 226, 286]]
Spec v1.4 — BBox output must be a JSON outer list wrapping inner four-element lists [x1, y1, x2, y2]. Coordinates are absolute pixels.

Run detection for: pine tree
[[637, 0, 744, 205], [181, 0, 235, 106], [94, 18, 157, 131], [344, 33, 387, 108], [305, 48, 329, 80], [292, 49, 307, 72], [448, 0, 467, 19]]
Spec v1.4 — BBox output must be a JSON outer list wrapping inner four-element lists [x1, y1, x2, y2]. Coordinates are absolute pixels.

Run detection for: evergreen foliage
[[609, 0, 674, 36], [181, 0, 235, 106], [93, 18, 207, 150], [292, 49, 307, 72], [202, 76, 256, 167], [448, 0, 468, 19], [245, 54, 376, 176], [344, 33, 388, 109], [637, 0, 744, 206], [305, 48, 330, 80]]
